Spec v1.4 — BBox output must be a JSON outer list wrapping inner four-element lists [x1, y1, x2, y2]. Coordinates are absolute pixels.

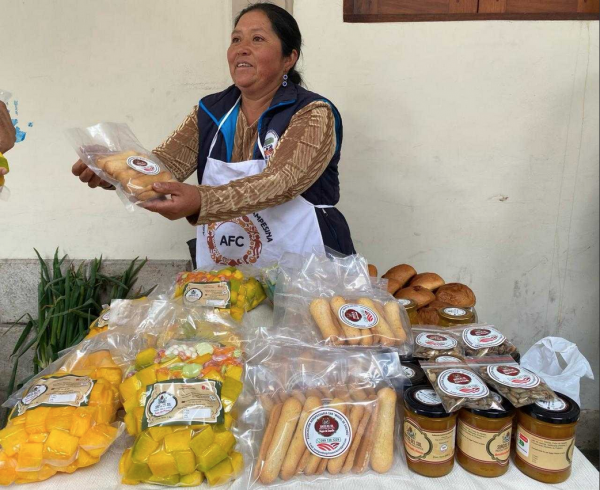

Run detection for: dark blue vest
[[195, 83, 355, 256]]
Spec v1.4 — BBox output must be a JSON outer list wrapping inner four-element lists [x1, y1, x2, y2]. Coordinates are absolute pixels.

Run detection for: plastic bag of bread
[[171, 266, 267, 323], [0, 335, 124, 485], [109, 299, 245, 486], [412, 327, 464, 359], [240, 339, 406, 487], [66, 122, 176, 211], [420, 360, 503, 413], [273, 253, 412, 356]]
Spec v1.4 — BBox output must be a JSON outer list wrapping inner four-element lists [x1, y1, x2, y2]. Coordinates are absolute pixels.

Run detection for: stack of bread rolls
[[368, 264, 476, 326]]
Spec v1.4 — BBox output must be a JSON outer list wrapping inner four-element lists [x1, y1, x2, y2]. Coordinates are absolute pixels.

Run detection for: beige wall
[[0, 1, 598, 407]]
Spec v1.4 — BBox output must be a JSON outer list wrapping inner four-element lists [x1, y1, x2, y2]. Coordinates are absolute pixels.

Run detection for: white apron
[[196, 97, 329, 268]]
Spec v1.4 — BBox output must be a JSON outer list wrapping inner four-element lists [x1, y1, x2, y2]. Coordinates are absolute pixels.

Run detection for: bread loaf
[[382, 264, 416, 289], [436, 283, 476, 307], [409, 272, 445, 291], [394, 286, 435, 308]]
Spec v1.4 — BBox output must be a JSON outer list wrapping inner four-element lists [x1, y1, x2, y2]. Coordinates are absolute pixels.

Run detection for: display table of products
[[13, 435, 599, 489]]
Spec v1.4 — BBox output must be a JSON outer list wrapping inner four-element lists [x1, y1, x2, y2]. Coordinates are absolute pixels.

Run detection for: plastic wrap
[[238, 339, 406, 487], [272, 254, 412, 355], [109, 299, 245, 487], [65, 122, 176, 211], [0, 334, 126, 485], [420, 360, 503, 413], [412, 327, 464, 359], [452, 324, 519, 358], [465, 356, 557, 408]]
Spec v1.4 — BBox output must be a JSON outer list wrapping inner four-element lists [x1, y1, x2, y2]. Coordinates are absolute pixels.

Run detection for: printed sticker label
[[435, 356, 462, 363], [183, 282, 231, 308], [338, 304, 379, 330], [14, 375, 95, 417], [415, 389, 443, 406], [438, 369, 489, 399], [416, 332, 457, 350], [443, 307, 468, 317], [487, 365, 540, 389], [404, 417, 456, 463], [457, 419, 512, 465], [535, 397, 568, 412], [516, 425, 574, 472], [304, 408, 352, 459], [143, 379, 223, 429], [402, 367, 416, 379], [463, 327, 505, 349], [127, 156, 161, 175]]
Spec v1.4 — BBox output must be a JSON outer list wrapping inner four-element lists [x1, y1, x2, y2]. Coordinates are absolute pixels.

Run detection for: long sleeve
[[152, 107, 199, 182], [194, 101, 336, 225]]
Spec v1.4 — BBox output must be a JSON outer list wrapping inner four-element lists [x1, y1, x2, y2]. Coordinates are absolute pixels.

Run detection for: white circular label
[[438, 369, 489, 399], [304, 408, 352, 459], [184, 287, 203, 303], [435, 356, 462, 363], [442, 307, 467, 317], [402, 367, 416, 379], [416, 332, 457, 350], [214, 221, 251, 261], [463, 327, 505, 350], [22, 385, 48, 405], [415, 389, 443, 406], [127, 156, 161, 175], [149, 392, 177, 417], [487, 365, 540, 389], [535, 397, 568, 412], [338, 304, 379, 330]]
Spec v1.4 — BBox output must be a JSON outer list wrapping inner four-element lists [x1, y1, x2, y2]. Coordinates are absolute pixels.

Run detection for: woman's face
[[228, 10, 297, 96]]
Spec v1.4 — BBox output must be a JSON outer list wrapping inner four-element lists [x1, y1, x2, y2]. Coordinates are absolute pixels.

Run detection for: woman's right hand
[[72, 160, 113, 189]]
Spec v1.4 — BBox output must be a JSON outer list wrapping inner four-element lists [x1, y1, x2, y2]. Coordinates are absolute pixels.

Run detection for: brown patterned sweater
[[153, 101, 336, 225]]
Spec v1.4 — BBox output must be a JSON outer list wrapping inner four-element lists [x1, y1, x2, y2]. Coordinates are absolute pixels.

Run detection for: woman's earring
[[282, 74, 289, 87]]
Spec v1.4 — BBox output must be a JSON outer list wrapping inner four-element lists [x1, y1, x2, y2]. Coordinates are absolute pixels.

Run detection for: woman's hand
[[0, 102, 16, 154], [142, 182, 201, 221], [71, 160, 113, 189]]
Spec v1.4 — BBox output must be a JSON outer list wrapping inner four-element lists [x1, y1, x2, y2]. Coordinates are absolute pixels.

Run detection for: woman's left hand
[[142, 182, 201, 221]]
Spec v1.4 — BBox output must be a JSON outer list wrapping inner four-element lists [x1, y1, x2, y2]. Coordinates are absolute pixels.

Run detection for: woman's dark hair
[[235, 2, 303, 86]]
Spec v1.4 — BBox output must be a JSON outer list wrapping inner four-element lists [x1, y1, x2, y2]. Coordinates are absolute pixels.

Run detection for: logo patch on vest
[[263, 130, 279, 161], [206, 217, 262, 266]]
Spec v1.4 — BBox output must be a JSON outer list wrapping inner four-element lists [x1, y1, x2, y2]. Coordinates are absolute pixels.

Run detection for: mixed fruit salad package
[[172, 266, 267, 322], [0, 339, 124, 485], [110, 299, 246, 487]]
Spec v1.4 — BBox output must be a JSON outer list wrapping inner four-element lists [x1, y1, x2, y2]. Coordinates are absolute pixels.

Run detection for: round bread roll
[[409, 272, 445, 291], [386, 278, 401, 295], [368, 264, 378, 278], [416, 300, 451, 326], [394, 286, 435, 308], [382, 264, 416, 289], [436, 283, 476, 308]]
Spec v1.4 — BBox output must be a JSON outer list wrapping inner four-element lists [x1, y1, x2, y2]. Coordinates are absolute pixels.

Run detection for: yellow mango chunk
[[97, 366, 123, 386], [180, 471, 204, 486], [196, 443, 228, 473], [27, 432, 48, 443], [147, 450, 178, 477], [119, 375, 142, 402], [45, 406, 76, 432], [173, 450, 196, 475], [148, 473, 180, 485], [147, 426, 173, 442], [224, 365, 243, 381], [79, 423, 118, 458], [15, 464, 56, 483], [76, 447, 99, 468], [0, 452, 17, 485], [43, 429, 79, 462], [131, 432, 159, 463], [214, 430, 235, 453], [164, 429, 192, 453], [70, 406, 96, 437], [205, 458, 234, 486], [135, 348, 158, 370], [136, 365, 158, 386], [230, 451, 244, 476], [124, 412, 137, 436], [221, 377, 243, 412], [16, 442, 43, 470], [25, 407, 51, 434], [189, 426, 215, 458], [119, 448, 132, 475], [0, 424, 28, 457], [125, 461, 153, 481]]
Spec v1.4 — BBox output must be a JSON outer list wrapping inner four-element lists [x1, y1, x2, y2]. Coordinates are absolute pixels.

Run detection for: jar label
[[462, 327, 505, 349], [404, 417, 455, 463], [13, 375, 95, 417], [127, 155, 161, 175], [443, 307, 467, 317], [438, 369, 489, 399], [142, 379, 223, 429], [338, 304, 379, 330], [304, 408, 352, 459], [402, 366, 416, 379], [535, 397, 568, 412], [183, 282, 231, 308], [515, 425, 574, 472], [416, 332, 457, 350], [487, 365, 540, 389], [457, 419, 512, 465], [415, 389, 443, 406]]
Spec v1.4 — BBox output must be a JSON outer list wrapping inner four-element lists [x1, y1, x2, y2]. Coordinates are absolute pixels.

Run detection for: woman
[[73, 3, 354, 267]]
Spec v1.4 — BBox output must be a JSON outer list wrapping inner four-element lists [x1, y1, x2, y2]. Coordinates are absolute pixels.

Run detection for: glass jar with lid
[[437, 307, 474, 327], [397, 298, 420, 325], [403, 386, 457, 477], [514, 392, 580, 483], [457, 392, 515, 477]]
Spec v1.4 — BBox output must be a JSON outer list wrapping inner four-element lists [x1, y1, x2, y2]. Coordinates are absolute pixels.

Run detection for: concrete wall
[[0, 1, 597, 409]]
